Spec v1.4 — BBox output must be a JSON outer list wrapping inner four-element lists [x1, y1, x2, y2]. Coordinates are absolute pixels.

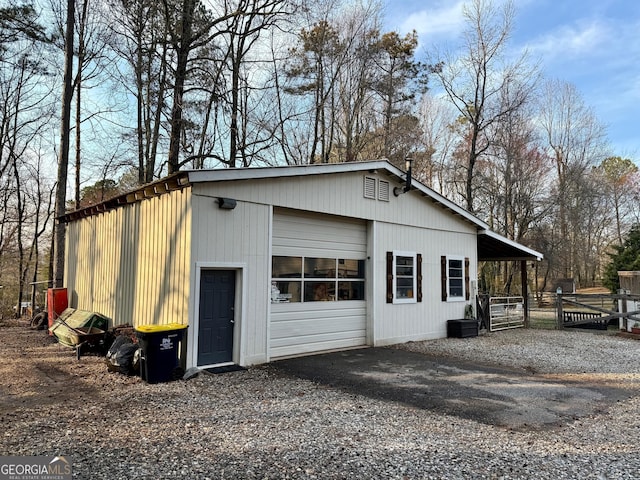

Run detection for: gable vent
[[378, 180, 390, 202], [364, 176, 376, 199]]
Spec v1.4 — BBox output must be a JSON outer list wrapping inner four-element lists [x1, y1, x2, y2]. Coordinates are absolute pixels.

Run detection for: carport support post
[[521, 260, 529, 328]]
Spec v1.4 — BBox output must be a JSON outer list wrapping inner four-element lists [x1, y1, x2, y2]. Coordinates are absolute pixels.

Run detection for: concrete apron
[[272, 347, 632, 431]]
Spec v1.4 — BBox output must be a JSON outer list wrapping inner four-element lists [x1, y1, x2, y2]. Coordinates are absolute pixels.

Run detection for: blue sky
[[383, 0, 640, 159]]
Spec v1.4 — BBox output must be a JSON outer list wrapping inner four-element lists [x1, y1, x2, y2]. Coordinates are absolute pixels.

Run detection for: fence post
[[621, 293, 628, 331], [556, 289, 563, 329]]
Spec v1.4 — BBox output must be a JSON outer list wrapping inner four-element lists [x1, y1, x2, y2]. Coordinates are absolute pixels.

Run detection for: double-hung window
[[441, 255, 469, 302], [387, 251, 422, 304]]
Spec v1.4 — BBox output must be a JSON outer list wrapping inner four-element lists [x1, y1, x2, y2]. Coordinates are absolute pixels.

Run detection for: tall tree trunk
[[167, 0, 196, 174], [74, 0, 89, 209], [12, 157, 24, 317], [53, 0, 75, 288]]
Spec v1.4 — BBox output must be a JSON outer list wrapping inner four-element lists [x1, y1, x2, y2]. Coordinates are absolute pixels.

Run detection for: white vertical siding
[[192, 172, 472, 235], [190, 191, 271, 365], [64, 188, 192, 327], [372, 220, 477, 344]]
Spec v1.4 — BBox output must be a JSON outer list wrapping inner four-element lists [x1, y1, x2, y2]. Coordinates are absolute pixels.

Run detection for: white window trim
[[446, 255, 466, 302], [393, 250, 417, 304]]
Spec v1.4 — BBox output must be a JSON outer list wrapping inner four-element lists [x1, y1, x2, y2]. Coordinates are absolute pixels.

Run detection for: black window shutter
[[465, 257, 470, 301], [417, 253, 423, 302], [386, 252, 393, 303], [441, 256, 447, 301]]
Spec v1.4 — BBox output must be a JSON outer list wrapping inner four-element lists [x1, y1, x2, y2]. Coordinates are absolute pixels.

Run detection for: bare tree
[[334, 6, 379, 163], [0, 13, 56, 310], [284, 1, 392, 164], [475, 99, 552, 293], [164, 0, 245, 173], [538, 78, 608, 280], [416, 94, 459, 195], [72, 0, 115, 207], [431, 0, 537, 213]]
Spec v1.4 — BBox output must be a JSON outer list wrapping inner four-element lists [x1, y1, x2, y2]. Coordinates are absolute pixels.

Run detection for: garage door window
[[272, 256, 365, 303]]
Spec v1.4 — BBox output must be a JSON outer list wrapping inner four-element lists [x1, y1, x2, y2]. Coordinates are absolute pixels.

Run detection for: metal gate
[[489, 296, 525, 331]]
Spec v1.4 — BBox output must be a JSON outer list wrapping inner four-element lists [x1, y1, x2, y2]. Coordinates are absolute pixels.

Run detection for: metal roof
[[58, 173, 190, 223]]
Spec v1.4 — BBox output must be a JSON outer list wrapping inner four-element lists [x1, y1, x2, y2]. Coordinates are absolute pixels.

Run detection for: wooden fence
[[556, 293, 640, 330]]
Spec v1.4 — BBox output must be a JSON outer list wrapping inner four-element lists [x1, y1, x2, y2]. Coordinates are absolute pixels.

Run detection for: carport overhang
[[476, 230, 543, 327], [478, 230, 543, 262]]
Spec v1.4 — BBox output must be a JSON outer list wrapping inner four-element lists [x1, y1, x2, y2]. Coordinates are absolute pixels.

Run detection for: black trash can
[[135, 323, 188, 383]]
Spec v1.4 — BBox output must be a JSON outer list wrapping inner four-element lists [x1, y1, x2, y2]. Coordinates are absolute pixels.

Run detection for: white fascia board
[[479, 229, 544, 261]]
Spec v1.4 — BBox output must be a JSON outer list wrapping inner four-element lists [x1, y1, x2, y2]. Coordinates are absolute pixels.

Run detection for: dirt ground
[[0, 318, 140, 416]]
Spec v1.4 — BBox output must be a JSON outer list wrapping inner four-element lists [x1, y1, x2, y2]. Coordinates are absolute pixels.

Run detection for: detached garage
[[62, 161, 542, 369]]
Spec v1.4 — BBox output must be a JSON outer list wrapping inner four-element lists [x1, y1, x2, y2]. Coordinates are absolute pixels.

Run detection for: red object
[[47, 288, 68, 332]]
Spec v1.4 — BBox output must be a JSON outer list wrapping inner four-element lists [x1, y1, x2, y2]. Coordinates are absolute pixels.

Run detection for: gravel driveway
[[1, 320, 639, 479]]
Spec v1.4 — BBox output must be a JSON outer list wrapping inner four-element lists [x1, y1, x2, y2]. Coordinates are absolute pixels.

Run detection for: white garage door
[[269, 208, 367, 359]]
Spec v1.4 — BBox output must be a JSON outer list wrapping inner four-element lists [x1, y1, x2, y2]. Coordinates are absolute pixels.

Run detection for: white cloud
[[526, 20, 611, 60], [396, 1, 466, 41]]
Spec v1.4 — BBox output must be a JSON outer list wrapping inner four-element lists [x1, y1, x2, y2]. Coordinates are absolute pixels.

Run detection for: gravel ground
[[1, 320, 639, 479]]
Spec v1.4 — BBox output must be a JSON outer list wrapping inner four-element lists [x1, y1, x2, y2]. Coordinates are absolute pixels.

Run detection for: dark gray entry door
[[198, 270, 236, 365]]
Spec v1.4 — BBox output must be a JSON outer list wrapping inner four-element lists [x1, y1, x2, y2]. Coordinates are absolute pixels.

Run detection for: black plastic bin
[[135, 323, 188, 383], [447, 319, 478, 338]]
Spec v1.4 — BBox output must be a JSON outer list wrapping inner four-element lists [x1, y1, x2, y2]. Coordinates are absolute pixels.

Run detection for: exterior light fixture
[[394, 157, 413, 196], [217, 197, 237, 210]]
